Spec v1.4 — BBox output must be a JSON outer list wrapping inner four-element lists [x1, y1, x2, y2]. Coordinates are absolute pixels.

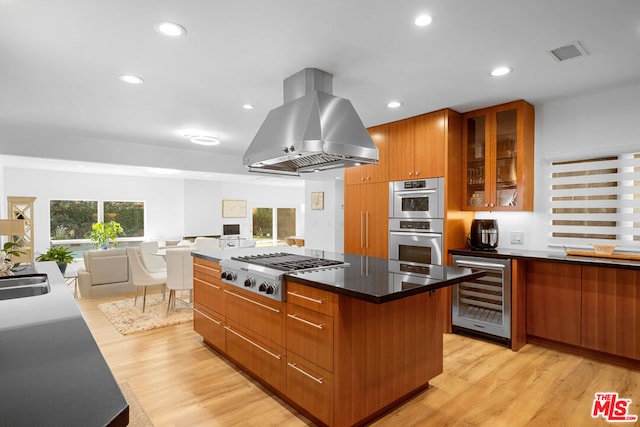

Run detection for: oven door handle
[[389, 231, 442, 238], [455, 260, 506, 269], [394, 189, 437, 196]]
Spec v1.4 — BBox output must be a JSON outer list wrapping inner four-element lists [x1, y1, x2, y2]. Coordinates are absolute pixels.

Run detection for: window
[[549, 152, 640, 248], [50, 200, 144, 240], [252, 207, 296, 246]]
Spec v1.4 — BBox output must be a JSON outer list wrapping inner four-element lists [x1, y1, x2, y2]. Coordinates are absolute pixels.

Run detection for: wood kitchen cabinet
[[462, 100, 534, 211], [344, 123, 389, 185], [193, 258, 226, 351], [526, 261, 581, 346], [581, 266, 640, 360], [343, 181, 388, 258], [388, 110, 447, 181]]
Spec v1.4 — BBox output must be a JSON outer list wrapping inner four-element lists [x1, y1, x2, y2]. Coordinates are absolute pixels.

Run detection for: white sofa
[[77, 248, 135, 297]]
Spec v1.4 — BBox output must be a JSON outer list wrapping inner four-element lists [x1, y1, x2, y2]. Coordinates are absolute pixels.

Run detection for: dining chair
[[164, 247, 194, 315], [126, 247, 167, 313], [139, 241, 167, 273]]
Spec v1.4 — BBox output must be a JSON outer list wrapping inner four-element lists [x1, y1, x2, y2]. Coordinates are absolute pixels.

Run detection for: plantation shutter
[[549, 152, 640, 249]]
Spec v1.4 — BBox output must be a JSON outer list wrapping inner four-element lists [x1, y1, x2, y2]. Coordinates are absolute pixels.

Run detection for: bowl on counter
[[591, 243, 617, 255]]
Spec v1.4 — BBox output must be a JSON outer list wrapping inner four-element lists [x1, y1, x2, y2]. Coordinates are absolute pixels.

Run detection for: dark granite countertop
[[449, 248, 640, 270], [0, 262, 128, 427], [193, 247, 484, 304]]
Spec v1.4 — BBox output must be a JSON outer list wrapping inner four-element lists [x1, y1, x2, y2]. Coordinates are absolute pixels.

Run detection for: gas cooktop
[[231, 252, 347, 272]]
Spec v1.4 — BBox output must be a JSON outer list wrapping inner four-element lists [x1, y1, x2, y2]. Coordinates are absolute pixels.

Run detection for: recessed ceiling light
[[189, 135, 220, 146], [490, 66, 511, 77], [387, 101, 403, 109], [243, 104, 254, 110], [155, 22, 187, 37], [119, 75, 144, 84], [414, 14, 433, 27]]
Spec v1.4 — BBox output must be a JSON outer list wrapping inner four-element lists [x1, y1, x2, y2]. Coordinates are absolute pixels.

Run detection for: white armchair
[[139, 241, 167, 273], [194, 237, 220, 250], [164, 248, 194, 314], [126, 247, 166, 312]]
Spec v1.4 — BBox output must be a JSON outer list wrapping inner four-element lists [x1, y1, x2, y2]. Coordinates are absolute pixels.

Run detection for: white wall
[[304, 180, 344, 253], [475, 82, 640, 251], [183, 179, 305, 241], [1, 167, 184, 254]]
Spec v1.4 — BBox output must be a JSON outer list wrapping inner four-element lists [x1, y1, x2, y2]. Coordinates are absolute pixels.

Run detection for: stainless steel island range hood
[[243, 68, 378, 175]]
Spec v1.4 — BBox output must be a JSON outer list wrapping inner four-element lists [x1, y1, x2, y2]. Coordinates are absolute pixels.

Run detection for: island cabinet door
[[286, 304, 334, 371], [193, 305, 225, 352], [193, 258, 224, 315], [581, 266, 640, 360], [286, 352, 333, 426], [225, 319, 286, 393], [224, 287, 286, 347]]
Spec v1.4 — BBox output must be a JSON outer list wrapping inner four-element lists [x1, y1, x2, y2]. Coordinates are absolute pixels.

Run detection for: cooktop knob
[[266, 284, 277, 295], [222, 271, 236, 281], [244, 278, 255, 288], [258, 282, 268, 292]]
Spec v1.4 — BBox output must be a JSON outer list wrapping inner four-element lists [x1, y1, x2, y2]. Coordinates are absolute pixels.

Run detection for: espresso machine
[[469, 219, 499, 251]]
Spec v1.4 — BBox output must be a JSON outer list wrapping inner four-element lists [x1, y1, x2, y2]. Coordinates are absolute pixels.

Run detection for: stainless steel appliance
[[389, 177, 444, 219], [388, 178, 445, 280], [469, 219, 499, 251], [243, 68, 378, 175], [219, 252, 348, 301], [451, 255, 511, 343]]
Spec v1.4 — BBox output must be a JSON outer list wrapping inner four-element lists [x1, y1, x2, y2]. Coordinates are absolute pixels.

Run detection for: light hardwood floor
[[75, 289, 640, 427]]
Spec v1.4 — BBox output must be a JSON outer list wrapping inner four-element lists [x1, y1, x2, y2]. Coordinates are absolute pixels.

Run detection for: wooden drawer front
[[225, 320, 286, 393], [194, 307, 225, 352], [286, 353, 333, 426], [287, 305, 334, 372], [224, 288, 285, 347], [286, 282, 337, 317], [193, 258, 221, 279], [193, 278, 225, 316]]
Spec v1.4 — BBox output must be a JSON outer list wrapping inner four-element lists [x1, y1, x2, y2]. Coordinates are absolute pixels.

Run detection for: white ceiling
[[1, 0, 639, 181]]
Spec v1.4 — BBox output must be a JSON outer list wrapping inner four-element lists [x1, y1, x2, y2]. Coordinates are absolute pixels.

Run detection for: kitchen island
[[0, 262, 128, 427], [192, 248, 483, 427]]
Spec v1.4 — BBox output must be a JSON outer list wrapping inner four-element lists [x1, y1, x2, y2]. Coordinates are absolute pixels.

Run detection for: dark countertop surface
[[0, 262, 128, 427], [193, 247, 484, 304], [449, 247, 640, 270]]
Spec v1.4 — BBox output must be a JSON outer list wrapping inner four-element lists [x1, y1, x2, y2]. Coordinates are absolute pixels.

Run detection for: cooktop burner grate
[[232, 252, 346, 271]]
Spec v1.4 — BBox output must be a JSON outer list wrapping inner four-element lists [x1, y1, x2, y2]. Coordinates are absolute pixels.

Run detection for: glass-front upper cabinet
[[462, 100, 535, 211]]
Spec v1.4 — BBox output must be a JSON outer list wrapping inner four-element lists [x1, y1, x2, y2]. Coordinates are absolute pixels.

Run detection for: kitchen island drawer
[[286, 282, 337, 317], [287, 305, 334, 371], [194, 258, 221, 279], [225, 287, 285, 346], [286, 353, 333, 426], [194, 276, 225, 316], [194, 306, 225, 352]]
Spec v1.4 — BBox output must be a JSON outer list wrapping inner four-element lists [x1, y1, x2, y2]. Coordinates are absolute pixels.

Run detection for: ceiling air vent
[[547, 41, 588, 62]]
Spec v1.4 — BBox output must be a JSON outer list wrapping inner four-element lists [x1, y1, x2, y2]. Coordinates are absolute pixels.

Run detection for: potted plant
[[88, 221, 124, 249], [36, 246, 75, 274], [1, 241, 27, 273]]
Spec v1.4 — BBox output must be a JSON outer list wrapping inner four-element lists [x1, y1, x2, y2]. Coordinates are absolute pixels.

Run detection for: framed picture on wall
[[222, 200, 247, 218], [311, 192, 324, 210]]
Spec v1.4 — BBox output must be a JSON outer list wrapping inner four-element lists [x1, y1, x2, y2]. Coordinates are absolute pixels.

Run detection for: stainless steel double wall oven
[[388, 178, 445, 289]]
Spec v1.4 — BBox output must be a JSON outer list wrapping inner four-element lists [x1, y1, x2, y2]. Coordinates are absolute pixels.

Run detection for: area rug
[[119, 382, 154, 427], [98, 293, 192, 335]]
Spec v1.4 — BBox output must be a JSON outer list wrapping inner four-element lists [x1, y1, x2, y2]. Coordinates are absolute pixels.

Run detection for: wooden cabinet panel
[[193, 257, 221, 279], [194, 306, 225, 351], [388, 118, 415, 181], [582, 266, 640, 360], [224, 287, 285, 347], [286, 282, 337, 317], [344, 124, 389, 185], [287, 305, 334, 371], [343, 182, 388, 258], [526, 261, 581, 346], [193, 276, 225, 316], [286, 353, 333, 426], [225, 320, 286, 393], [414, 110, 445, 179]]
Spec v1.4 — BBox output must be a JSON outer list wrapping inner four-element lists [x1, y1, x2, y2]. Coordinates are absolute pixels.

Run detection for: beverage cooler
[[451, 255, 511, 344]]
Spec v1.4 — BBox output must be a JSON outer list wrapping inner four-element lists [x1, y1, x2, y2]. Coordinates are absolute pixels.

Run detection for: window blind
[[549, 152, 640, 249]]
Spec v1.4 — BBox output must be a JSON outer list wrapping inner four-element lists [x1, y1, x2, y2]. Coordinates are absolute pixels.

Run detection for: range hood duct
[[243, 68, 378, 175]]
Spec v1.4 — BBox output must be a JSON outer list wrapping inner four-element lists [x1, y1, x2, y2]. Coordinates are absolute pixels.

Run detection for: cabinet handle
[[360, 211, 364, 249], [225, 326, 282, 360], [195, 263, 221, 274], [366, 176, 370, 180], [287, 313, 323, 329], [287, 362, 323, 384], [365, 211, 369, 248], [194, 277, 220, 289], [408, 172, 413, 177], [360, 177, 365, 181], [224, 289, 281, 313], [287, 291, 323, 305], [194, 308, 222, 325], [415, 171, 420, 177]]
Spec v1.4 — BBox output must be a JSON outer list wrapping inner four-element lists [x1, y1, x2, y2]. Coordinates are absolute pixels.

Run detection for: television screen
[[223, 224, 240, 236]]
